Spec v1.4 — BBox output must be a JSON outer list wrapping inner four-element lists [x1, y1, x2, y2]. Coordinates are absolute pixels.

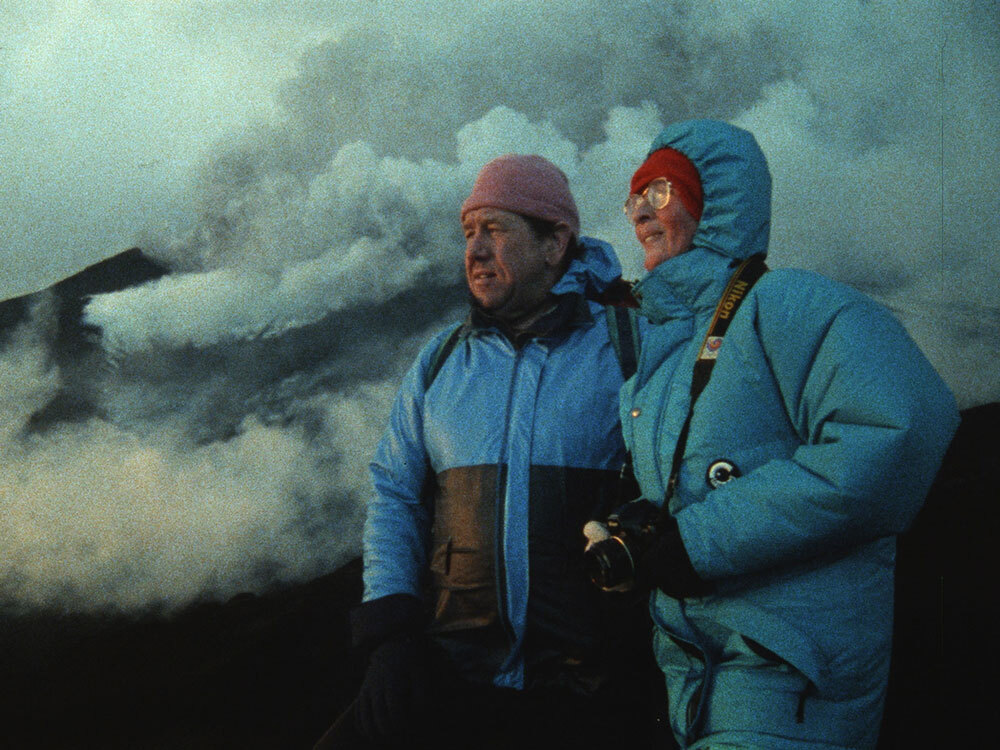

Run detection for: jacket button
[[630, 408, 641, 418]]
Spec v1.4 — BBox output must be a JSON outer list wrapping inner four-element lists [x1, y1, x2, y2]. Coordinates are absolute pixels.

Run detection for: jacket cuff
[[638, 515, 714, 598], [350, 593, 425, 650]]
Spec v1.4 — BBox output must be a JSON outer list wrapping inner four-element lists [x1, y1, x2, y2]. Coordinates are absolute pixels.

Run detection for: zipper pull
[[665, 474, 678, 503]]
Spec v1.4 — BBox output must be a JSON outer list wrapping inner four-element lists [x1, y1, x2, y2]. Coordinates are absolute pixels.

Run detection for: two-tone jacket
[[621, 120, 959, 743], [364, 237, 636, 690]]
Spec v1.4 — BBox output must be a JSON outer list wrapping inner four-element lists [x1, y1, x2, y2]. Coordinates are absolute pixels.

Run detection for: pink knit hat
[[461, 154, 580, 236]]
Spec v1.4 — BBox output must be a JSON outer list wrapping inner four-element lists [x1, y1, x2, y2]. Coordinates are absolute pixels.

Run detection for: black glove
[[349, 594, 427, 744], [355, 634, 427, 742], [634, 514, 714, 599]]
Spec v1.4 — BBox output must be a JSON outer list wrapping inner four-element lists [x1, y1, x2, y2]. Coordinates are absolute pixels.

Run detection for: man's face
[[463, 207, 560, 319], [630, 189, 698, 271]]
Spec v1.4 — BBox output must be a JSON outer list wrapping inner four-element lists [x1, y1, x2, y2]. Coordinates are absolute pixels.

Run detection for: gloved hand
[[633, 514, 714, 599], [583, 502, 713, 598], [349, 593, 427, 744], [355, 634, 427, 743]]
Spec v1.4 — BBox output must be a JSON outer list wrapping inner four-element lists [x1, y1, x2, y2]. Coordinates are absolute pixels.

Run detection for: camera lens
[[583, 537, 635, 590]]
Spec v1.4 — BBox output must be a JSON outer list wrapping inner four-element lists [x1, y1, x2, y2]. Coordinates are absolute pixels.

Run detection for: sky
[[1, 0, 998, 613]]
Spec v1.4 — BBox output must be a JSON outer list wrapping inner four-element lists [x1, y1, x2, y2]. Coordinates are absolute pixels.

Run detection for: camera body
[[583, 499, 661, 591]]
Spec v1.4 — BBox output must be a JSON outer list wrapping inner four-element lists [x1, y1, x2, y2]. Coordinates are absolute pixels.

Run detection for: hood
[[550, 235, 624, 300], [646, 119, 772, 262]]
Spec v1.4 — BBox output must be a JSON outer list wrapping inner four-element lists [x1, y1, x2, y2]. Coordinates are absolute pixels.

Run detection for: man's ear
[[544, 223, 572, 268]]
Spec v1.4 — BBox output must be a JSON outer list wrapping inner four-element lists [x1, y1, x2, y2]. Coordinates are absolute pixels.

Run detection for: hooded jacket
[[364, 236, 636, 691], [622, 120, 959, 744]]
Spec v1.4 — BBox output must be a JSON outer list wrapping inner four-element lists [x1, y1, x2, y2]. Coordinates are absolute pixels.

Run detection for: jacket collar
[[632, 248, 737, 324], [550, 235, 623, 298], [468, 292, 591, 348]]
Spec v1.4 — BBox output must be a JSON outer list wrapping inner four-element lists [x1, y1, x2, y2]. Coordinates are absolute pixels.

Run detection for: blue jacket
[[364, 236, 634, 690], [622, 121, 959, 740]]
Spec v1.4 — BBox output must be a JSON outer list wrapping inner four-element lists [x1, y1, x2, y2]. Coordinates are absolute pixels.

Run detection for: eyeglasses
[[624, 177, 671, 223]]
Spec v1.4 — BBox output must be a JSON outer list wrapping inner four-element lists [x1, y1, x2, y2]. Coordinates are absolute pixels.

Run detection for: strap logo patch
[[706, 459, 741, 488], [700, 336, 724, 360]]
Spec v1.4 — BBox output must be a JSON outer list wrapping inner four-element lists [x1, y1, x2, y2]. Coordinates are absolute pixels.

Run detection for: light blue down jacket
[[621, 120, 959, 747], [364, 236, 634, 691]]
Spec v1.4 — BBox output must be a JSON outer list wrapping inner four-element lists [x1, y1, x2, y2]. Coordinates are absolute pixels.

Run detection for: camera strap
[[660, 253, 768, 509]]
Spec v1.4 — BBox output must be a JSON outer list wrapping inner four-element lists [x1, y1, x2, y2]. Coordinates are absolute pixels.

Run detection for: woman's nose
[[631, 198, 655, 225]]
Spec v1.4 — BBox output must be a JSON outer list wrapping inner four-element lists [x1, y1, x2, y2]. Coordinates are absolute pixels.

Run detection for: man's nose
[[466, 231, 491, 258]]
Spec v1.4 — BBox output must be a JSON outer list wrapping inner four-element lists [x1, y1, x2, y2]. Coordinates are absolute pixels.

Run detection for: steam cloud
[[1, 0, 997, 613]]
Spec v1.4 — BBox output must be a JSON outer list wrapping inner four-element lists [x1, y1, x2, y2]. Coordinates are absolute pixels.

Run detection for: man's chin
[[468, 290, 505, 315]]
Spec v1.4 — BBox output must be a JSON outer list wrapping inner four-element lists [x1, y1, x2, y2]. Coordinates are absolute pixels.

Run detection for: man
[[316, 154, 662, 748], [587, 119, 959, 748]]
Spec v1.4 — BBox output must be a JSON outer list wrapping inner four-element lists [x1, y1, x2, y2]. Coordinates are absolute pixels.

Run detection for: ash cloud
[[1, 0, 998, 613]]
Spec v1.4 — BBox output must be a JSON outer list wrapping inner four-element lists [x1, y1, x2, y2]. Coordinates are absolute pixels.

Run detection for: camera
[[583, 499, 661, 591]]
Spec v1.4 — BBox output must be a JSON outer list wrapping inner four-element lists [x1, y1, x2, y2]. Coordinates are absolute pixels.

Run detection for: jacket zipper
[[494, 341, 522, 647]]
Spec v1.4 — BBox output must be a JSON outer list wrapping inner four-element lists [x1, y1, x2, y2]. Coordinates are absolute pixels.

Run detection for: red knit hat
[[629, 148, 703, 222], [461, 154, 580, 235]]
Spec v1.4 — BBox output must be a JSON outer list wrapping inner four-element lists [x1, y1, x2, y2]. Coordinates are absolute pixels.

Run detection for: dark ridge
[[0, 247, 169, 343], [52, 248, 170, 365], [3, 244, 466, 440], [0, 293, 29, 338], [2, 248, 170, 432]]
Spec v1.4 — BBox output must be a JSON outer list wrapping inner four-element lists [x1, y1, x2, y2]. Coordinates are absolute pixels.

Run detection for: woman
[[607, 119, 957, 749]]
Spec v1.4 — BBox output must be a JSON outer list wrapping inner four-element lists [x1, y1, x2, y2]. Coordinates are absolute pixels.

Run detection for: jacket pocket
[[427, 466, 498, 633]]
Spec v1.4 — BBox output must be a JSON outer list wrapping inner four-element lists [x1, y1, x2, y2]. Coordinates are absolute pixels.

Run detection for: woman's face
[[628, 186, 699, 271]]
